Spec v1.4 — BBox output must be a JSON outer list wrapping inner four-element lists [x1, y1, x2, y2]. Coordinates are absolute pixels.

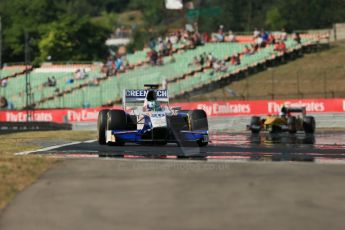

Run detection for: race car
[[97, 85, 209, 146], [247, 106, 316, 134]]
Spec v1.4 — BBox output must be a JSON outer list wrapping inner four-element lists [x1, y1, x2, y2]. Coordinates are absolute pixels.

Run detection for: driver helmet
[[147, 101, 160, 111], [279, 104, 288, 117]]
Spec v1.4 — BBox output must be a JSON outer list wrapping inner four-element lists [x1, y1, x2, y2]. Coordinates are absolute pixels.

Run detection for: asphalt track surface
[[1, 131, 345, 230]]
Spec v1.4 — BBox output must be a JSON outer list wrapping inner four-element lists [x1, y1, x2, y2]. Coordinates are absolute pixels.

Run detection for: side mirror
[[172, 107, 181, 111]]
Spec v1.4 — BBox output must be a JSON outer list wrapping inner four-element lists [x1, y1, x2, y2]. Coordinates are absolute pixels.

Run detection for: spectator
[[214, 25, 225, 42], [243, 45, 251, 55], [149, 49, 159, 65], [74, 69, 82, 80], [43, 77, 53, 87], [1, 79, 8, 87], [293, 32, 301, 44], [281, 29, 288, 41], [261, 30, 269, 43], [162, 78, 167, 90], [274, 40, 287, 52], [227, 31, 236, 42], [149, 37, 156, 50], [115, 57, 123, 73], [231, 53, 241, 65], [199, 54, 205, 66], [49, 76, 57, 87], [253, 28, 260, 38], [203, 32, 210, 43], [66, 78, 74, 84], [0, 96, 8, 109], [268, 33, 276, 44]]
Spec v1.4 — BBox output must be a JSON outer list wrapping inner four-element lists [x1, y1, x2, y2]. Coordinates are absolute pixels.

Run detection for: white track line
[[16, 141, 82, 156], [84, 140, 96, 143]]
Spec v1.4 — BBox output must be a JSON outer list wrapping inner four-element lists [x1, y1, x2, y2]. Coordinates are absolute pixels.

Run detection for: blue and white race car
[[97, 85, 209, 146]]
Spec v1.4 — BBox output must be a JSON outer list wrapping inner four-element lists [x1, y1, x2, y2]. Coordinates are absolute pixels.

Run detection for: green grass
[[0, 131, 96, 210], [188, 40, 345, 101]]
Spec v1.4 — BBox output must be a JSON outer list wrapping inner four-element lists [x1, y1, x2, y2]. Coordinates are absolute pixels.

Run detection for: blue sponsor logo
[[125, 90, 168, 98]]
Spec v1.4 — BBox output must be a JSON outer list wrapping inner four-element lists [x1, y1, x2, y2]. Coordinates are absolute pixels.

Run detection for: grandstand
[[0, 34, 323, 110]]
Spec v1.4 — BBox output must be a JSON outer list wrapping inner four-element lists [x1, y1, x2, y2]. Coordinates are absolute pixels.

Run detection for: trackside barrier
[[0, 98, 344, 123], [0, 122, 72, 134]]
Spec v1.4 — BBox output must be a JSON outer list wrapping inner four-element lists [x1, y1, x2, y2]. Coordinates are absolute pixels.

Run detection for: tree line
[[0, 0, 344, 64]]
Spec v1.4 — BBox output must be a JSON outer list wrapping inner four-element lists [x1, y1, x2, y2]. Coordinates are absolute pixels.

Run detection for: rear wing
[[123, 89, 169, 107], [284, 106, 306, 115]]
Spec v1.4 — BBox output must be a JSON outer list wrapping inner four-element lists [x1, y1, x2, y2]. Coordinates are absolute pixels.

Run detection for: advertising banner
[[0, 98, 344, 123]]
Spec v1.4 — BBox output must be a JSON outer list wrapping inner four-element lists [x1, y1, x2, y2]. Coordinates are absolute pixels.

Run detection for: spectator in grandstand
[[213, 25, 225, 42], [274, 40, 287, 52], [231, 53, 241, 65], [1, 78, 8, 87], [0, 96, 8, 109], [243, 45, 251, 55], [49, 76, 57, 87], [227, 31, 237, 42], [203, 32, 211, 43], [114, 57, 123, 74], [207, 53, 216, 64], [293, 32, 302, 44], [268, 33, 276, 44], [149, 49, 159, 65], [280, 29, 288, 41], [43, 77, 54, 87], [166, 39, 173, 55], [199, 54, 205, 66], [66, 78, 74, 84], [253, 28, 260, 38], [213, 60, 228, 73], [251, 43, 259, 53], [255, 35, 264, 47], [162, 78, 167, 90], [149, 37, 156, 50]]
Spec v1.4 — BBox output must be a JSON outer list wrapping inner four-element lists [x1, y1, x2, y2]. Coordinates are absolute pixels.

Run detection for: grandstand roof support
[[24, 31, 33, 122], [0, 16, 2, 74]]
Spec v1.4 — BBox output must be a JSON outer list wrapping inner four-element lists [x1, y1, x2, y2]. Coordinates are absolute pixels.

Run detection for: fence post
[[271, 69, 275, 100]]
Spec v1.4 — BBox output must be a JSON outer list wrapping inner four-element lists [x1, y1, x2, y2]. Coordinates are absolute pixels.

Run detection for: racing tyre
[[107, 110, 127, 146], [250, 116, 261, 134], [287, 116, 297, 134], [190, 110, 208, 147], [303, 116, 316, 134], [97, 109, 109, 145], [189, 110, 208, 130]]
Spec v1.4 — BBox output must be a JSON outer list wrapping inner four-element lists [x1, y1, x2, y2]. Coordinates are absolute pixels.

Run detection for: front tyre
[[287, 116, 297, 134], [303, 116, 316, 134], [189, 110, 209, 147], [106, 110, 127, 146], [97, 109, 109, 145], [250, 116, 261, 134]]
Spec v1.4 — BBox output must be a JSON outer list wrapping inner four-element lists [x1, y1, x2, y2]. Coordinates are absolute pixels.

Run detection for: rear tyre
[[250, 116, 261, 134], [189, 110, 209, 131], [303, 116, 316, 134], [287, 116, 297, 134], [189, 110, 208, 147], [98, 109, 109, 145], [107, 110, 127, 146]]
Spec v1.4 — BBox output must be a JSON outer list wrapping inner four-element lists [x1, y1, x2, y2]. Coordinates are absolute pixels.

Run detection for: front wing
[[106, 129, 209, 144]]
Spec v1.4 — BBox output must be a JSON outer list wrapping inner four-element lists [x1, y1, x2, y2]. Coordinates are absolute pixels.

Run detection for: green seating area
[[0, 67, 102, 109], [0, 37, 320, 109], [168, 39, 304, 97], [0, 66, 27, 78], [36, 43, 247, 108]]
